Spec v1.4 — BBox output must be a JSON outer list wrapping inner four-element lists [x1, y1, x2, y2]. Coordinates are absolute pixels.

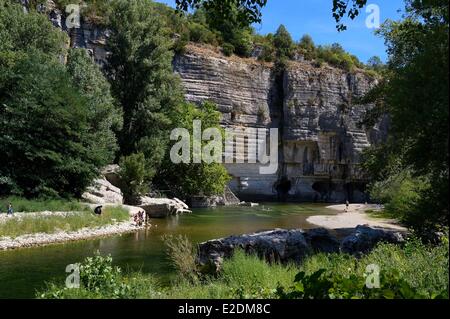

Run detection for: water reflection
[[0, 203, 334, 298]]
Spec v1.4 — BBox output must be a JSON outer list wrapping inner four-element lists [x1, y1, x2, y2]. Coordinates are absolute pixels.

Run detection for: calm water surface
[[0, 203, 334, 298]]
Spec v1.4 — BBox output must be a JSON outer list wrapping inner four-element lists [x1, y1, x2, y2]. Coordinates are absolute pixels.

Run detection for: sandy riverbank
[[0, 204, 145, 251], [307, 204, 407, 231]]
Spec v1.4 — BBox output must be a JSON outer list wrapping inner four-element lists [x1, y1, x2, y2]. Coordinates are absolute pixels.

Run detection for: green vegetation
[[174, 0, 371, 32], [361, 0, 449, 238], [106, 0, 184, 181], [157, 101, 230, 198], [0, 0, 118, 198], [0, 196, 88, 213], [39, 253, 162, 299], [0, 0, 231, 202], [0, 206, 129, 238], [38, 236, 449, 299], [118, 153, 151, 205]]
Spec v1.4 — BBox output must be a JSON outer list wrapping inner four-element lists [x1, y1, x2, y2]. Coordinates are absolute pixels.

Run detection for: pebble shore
[[0, 208, 145, 251]]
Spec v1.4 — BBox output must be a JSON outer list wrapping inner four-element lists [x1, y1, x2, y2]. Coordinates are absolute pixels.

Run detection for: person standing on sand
[[7, 203, 14, 216], [345, 200, 349, 212]]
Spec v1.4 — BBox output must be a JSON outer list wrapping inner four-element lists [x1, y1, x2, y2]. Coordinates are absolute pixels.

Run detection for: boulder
[[197, 228, 337, 273], [340, 225, 406, 255], [196, 226, 406, 273], [101, 164, 121, 188], [138, 197, 191, 218], [191, 196, 226, 208], [304, 228, 340, 253], [82, 178, 123, 205]]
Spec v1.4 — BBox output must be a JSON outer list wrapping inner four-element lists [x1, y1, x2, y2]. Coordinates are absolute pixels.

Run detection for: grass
[[0, 206, 130, 238], [37, 237, 449, 299], [365, 208, 398, 220], [0, 196, 89, 213]]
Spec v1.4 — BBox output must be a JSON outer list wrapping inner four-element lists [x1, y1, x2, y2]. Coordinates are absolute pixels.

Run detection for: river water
[[0, 203, 334, 299]]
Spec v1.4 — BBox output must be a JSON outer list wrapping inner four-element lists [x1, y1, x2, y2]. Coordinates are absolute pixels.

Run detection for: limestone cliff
[[173, 45, 385, 202], [39, 1, 385, 202]]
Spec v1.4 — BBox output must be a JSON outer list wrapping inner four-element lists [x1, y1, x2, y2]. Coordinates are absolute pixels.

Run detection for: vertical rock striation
[[173, 45, 385, 202]]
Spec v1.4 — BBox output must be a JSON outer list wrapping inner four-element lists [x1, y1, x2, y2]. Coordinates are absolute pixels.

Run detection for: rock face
[[197, 228, 340, 273], [101, 164, 122, 188], [138, 197, 191, 218], [173, 45, 387, 203], [42, 3, 387, 202], [82, 178, 123, 205], [197, 226, 405, 272], [340, 225, 406, 255]]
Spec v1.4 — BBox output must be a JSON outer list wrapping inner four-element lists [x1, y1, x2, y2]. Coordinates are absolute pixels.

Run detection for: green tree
[[0, 1, 117, 198], [66, 48, 123, 164], [298, 34, 316, 60], [106, 0, 184, 183], [0, 0, 67, 64], [201, 4, 254, 57], [175, 0, 267, 27], [273, 25, 295, 60], [0, 52, 112, 197], [366, 55, 385, 72], [119, 153, 150, 204], [362, 0, 449, 235], [157, 101, 230, 199]]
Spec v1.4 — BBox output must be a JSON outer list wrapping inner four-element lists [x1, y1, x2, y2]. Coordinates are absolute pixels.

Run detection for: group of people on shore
[[134, 210, 146, 226]]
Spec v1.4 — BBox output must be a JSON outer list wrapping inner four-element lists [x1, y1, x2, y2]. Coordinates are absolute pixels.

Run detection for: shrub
[[118, 153, 150, 205], [162, 234, 199, 283], [188, 22, 218, 45], [222, 43, 235, 56], [38, 253, 161, 299], [274, 25, 295, 59], [0, 206, 129, 238]]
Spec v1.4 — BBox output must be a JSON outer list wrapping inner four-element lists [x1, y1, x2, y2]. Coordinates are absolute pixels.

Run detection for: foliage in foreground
[[38, 236, 449, 299], [0, 206, 129, 238]]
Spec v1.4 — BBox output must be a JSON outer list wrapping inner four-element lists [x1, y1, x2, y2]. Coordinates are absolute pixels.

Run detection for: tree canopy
[[361, 0, 449, 235], [106, 0, 184, 183], [0, 0, 119, 198]]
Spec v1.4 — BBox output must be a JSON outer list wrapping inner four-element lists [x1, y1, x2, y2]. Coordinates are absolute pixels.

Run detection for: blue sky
[[156, 0, 405, 63]]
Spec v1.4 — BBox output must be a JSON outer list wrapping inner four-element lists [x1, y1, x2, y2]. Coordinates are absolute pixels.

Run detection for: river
[[0, 203, 334, 299]]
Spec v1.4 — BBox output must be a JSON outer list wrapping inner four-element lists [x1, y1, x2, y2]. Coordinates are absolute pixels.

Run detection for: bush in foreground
[[37, 236, 449, 299]]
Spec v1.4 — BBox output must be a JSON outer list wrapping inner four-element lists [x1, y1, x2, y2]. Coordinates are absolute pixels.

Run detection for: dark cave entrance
[[274, 176, 292, 202]]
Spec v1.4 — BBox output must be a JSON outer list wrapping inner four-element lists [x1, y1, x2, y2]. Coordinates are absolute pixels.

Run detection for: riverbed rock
[[197, 228, 338, 273], [304, 228, 340, 253], [138, 197, 191, 218], [340, 225, 406, 255], [196, 226, 406, 272], [82, 178, 123, 205]]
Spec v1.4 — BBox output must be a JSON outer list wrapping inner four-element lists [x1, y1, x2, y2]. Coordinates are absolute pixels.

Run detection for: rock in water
[[138, 197, 191, 218], [197, 228, 338, 273], [340, 225, 406, 255]]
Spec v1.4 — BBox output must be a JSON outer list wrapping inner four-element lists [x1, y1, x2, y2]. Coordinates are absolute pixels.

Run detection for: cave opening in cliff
[[312, 180, 335, 202], [274, 176, 292, 202]]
